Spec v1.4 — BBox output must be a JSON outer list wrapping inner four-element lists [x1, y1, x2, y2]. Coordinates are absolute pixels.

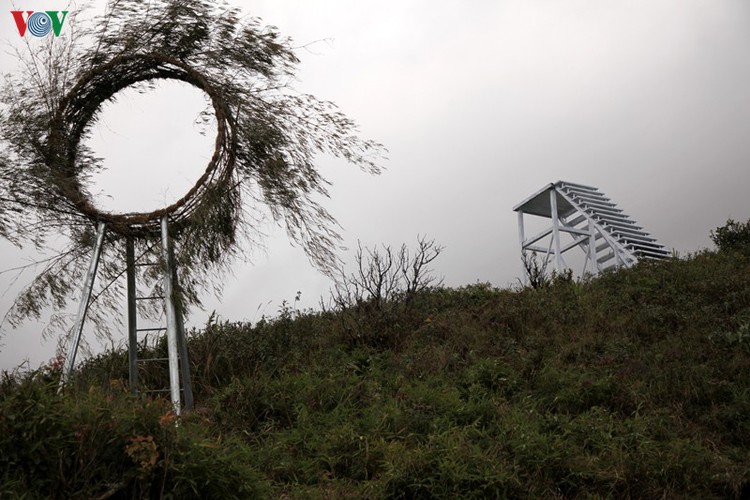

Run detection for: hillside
[[2, 236, 750, 498]]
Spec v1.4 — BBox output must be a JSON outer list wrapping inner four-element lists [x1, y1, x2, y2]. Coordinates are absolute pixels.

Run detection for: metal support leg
[[588, 219, 600, 275], [59, 221, 106, 392], [175, 299, 194, 411], [126, 238, 138, 392], [517, 211, 527, 285], [167, 227, 194, 410], [161, 216, 182, 414], [550, 190, 564, 273]]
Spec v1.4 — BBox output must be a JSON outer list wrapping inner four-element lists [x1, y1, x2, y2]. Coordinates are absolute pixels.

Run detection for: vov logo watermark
[[11, 10, 69, 37]]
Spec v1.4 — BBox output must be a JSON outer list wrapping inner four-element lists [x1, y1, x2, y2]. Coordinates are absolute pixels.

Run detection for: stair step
[[569, 194, 617, 207], [581, 203, 624, 214]]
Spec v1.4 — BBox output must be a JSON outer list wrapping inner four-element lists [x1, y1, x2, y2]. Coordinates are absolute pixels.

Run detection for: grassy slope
[[2, 249, 750, 498]]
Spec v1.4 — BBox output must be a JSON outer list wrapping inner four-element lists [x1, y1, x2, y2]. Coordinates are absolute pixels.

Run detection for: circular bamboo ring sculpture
[[0, 0, 383, 329], [47, 53, 235, 236]]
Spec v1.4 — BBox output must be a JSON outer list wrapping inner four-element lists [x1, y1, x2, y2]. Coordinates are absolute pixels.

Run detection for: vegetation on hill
[[2, 222, 750, 498]]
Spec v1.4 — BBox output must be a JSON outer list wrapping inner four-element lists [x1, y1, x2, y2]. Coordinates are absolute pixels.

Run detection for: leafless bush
[[521, 251, 550, 290], [327, 235, 443, 347]]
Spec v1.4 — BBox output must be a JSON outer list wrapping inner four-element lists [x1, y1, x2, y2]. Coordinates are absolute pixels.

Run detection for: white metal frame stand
[[513, 181, 671, 283], [59, 216, 193, 415]]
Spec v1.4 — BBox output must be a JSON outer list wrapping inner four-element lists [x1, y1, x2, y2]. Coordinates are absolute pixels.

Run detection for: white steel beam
[[161, 216, 182, 415]]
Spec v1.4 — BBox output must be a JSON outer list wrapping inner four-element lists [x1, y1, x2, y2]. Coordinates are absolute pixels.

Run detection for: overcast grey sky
[[2, 0, 750, 370]]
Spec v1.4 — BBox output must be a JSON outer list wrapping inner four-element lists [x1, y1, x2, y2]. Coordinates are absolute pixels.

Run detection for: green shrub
[[0, 369, 268, 498], [711, 218, 750, 254], [6, 235, 750, 498]]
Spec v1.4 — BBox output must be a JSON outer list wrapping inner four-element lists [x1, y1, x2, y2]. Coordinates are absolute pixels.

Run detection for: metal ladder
[[58, 215, 194, 415]]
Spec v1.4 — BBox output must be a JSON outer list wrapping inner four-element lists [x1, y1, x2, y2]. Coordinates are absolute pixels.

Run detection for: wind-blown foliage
[[0, 0, 384, 337]]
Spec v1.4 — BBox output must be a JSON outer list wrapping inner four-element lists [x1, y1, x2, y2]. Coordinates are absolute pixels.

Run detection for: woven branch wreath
[[49, 52, 235, 235], [0, 0, 383, 335]]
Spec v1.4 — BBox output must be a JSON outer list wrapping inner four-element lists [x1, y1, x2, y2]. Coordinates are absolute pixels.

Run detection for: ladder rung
[[136, 296, 165, 300], [138, 357, 169, 362], [136, 327, 167, 332], [135, 262, 159, 267]]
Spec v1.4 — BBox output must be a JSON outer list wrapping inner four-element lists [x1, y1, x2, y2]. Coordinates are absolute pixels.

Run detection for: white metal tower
[[513, 181, 671, 281]]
